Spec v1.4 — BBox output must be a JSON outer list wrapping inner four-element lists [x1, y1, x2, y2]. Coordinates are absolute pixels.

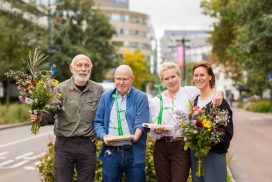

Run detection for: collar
[[67, 77, 93, 92]]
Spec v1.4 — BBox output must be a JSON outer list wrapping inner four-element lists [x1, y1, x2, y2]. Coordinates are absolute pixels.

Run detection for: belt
[[160, 136, 183, 143], [106, 145, 132, 151]]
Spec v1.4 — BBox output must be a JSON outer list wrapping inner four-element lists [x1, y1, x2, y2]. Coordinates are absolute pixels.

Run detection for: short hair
[[158, 62, 181, 80], [192, 61, 215, 89], [70, 54, 92, 67]]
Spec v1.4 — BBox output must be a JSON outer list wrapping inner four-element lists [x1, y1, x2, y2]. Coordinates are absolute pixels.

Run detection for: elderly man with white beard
[[30, 54, 104, 182]]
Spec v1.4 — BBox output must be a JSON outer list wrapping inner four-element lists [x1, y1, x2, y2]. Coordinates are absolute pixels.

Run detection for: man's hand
[[103, 135, 117, 145], [90, 135, 97, 143], [132, 128, 142, 142], [212, 90, 224, 107], [30, 113, 42, 123]]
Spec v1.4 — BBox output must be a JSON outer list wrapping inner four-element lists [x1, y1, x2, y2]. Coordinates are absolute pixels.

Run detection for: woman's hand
[[153, 126, 165, 134]]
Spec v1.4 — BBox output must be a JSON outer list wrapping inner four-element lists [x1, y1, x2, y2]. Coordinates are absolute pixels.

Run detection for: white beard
[[73, 72, 91, 84]]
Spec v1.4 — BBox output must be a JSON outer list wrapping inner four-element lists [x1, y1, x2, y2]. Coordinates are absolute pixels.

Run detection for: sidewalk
[[0, 122, 30, 130], [229, 104, 272, 182]]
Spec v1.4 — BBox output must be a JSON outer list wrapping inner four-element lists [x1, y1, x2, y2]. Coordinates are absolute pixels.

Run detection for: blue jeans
[[190, 151, 227, 182], [102, 147, 146, 182]]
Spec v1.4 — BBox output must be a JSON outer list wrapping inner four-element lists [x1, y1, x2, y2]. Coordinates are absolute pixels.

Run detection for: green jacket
[[42, 78, 104, 137]]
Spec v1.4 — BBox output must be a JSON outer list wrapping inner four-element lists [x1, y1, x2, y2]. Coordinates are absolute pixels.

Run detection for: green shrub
[[38, 136, 156, 181], [38, 136, 232, 182], [0, 104, 29, 124], [242, 100, 272, 113]]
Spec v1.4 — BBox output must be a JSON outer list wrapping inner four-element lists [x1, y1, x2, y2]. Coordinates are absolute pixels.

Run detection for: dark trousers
[[154, 138, 190, 182], [54, 136, 96, 182]]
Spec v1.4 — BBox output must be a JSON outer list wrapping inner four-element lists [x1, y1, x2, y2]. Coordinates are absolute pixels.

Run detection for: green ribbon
[[154, 84, 174, 125], [112, 93, 124, 136], [154, 84, 163, 125]]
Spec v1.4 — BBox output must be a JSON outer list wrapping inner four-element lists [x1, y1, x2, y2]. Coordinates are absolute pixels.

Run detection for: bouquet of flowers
[[175, 101, 229, 177], [5, 49, 62, 134]]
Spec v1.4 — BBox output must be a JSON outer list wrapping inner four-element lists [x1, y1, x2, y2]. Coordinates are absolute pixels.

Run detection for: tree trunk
[[5, 80, 11, 105]]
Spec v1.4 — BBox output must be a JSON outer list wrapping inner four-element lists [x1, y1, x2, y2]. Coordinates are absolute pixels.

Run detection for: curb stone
[[0, 122, 31, 130]]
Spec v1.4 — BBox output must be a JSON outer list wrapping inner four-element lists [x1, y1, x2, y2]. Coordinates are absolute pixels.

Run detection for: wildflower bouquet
[[175, 101, 229, 177], [5, 49, 62, 134]]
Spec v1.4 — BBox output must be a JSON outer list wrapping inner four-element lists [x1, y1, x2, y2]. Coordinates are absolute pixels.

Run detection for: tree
[[50, 0, 120, 82], [122, 50, 153, 90], [0, 0, 47, 104], [201, 0, 272, 97]]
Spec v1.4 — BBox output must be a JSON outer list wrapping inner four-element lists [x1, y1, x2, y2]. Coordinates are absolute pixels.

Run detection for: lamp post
[[176, 38, 189, 85], [47, 0, 52, 62]]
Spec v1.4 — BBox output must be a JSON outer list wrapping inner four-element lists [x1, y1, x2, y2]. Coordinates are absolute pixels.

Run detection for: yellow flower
[[54, 80, 59, 86], [203, 119, 211, 129]]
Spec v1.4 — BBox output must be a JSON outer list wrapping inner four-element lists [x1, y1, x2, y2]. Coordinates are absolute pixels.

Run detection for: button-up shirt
[[42, 78, 104, 137], [149, 86, 199, 140]]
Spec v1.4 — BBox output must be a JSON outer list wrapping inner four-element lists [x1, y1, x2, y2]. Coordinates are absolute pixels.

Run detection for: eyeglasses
[[115, 77, 131, 82]]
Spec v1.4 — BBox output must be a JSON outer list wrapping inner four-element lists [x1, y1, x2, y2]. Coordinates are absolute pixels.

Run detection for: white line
[[0, 160, 14, 167], [25, 152, 45, 160], [7, 160, 29, 168], [16, 152, 34, 159], [0, 131, 54, 148], [24, 166, 36, 170], [0, 152, 8, 156]]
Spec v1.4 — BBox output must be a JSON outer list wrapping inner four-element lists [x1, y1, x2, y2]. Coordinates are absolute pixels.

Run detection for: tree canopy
[[201, 0, 272, 97], [50, 0, 120, 82], [122, 49, 153, 90]]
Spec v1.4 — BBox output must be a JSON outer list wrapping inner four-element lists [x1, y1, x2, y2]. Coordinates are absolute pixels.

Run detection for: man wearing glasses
[[94, 65, 150, 182]]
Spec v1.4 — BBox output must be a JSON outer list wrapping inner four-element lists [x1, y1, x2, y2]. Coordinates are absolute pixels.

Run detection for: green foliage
[[50, 0, 120, 82], [0, 104, 29, 124], [122, 50, 153, 90], [0, 1, 46, 79], [242, 100, 272, 113], [201, 0, 272, 97], [38, 135, 156, 181]]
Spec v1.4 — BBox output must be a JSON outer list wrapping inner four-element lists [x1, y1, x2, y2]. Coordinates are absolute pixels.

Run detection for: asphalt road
[[0, 125, 54, 182], [0, 105, 272, 182], [229, 105, 272, 182]]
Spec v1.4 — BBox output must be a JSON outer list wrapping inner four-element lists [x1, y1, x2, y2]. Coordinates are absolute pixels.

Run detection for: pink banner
[[176, 45, 184, 68]]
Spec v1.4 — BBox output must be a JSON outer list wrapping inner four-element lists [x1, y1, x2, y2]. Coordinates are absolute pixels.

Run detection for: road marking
[[16, 152, 34, 159], [6, 160, 29, 168], [0, 160, 14, 167], [0, 152, 8, 156], [25, 152, 45, 160], [24, 166, 36, 170], [0, 131, 53, 148]]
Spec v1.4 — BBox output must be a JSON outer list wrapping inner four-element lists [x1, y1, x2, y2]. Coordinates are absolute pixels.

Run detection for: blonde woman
[[149, 62, 223, 182]]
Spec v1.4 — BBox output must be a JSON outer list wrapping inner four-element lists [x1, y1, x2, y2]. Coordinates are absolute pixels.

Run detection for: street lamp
[[47, 0, 52, 62], [176, 38, 189, 85]]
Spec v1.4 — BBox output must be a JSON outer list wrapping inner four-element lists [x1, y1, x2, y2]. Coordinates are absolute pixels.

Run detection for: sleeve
[[94, 95, 107, 140], [183, 86, 200, 100], [134, 93, 150, 133], [40, 111, 55, 126], [149, 97, 159, 124], [149, 97, 162, 140]]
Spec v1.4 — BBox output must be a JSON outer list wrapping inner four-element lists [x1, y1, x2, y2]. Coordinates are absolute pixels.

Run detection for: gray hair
[[70, 54, 92, 66]]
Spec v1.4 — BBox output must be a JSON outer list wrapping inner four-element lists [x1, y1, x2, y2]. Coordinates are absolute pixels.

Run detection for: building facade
[[95, 0, 156, 73], [160, 30, 211, 64]]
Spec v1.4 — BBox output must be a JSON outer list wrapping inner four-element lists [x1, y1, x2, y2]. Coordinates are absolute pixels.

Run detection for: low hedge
[[38, 136, 156, 182], [242, 100, 272, 113], [0, 104, 29, 124], [38, 136, 232, 182]]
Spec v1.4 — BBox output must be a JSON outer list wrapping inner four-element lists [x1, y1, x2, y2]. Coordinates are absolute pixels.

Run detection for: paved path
[[229, 104, 272, 182]]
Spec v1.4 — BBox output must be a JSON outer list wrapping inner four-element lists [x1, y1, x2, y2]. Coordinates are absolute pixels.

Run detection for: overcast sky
[[130, 0, 214, 39]]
